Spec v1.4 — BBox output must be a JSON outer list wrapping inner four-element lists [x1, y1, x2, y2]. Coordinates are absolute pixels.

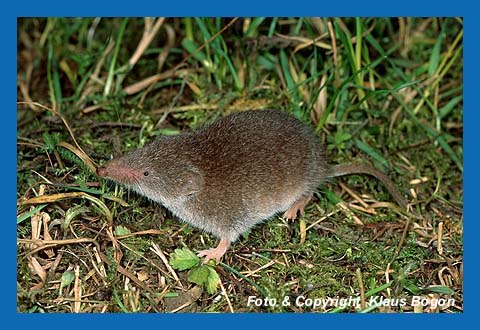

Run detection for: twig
[[129, 18, 165, 68], [242, 260, 275, 278], [305, 209, 341, 231], [356, 268, 366, 309], [437, 222, 444, 255], [116, 229, 165, 239], [74, 265, 81, 313], [219, 280, 234, 313], [338, 181, 370, 208], [150, 242, 183, 287], [327, 19, 338, 72], [338, 201, 364, 225]]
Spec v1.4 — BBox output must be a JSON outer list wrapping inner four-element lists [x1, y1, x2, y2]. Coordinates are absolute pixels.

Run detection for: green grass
[[17, 17, 463, 313]]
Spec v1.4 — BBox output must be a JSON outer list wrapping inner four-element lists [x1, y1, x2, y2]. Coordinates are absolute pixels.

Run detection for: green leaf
[[267, 17, 279, 37], [104, 17, 128, 96], [182, 38, 206, 63], [245, 17, 266, 37], [60, 271, 75, 290], [64, 205, 88, 231], [42, 132, 59, 152], [206, 266, 220, 294], [154, 128, 181, 136], [217, 47, 242, 90], [404, 279, 422, 295], [279, 50, 294, 90], [423, 285, 454, 295], [114, 225, 131, 236], [17, 204, 47, 225], [52, 52, 63, 107], [333, 131, 351, 150], [181, 38, 212, 71], [169, 247, 200, 271], [164, 292, 179, 298], [434, 134, 463, 172], [322, 188, 342, 204], [358, 79, 424, 106], [428, 33, 444, 77], [187, 265, 210, 286], [439, 95, 463, 119], [279, 49, 300, 113], [354, 138, 389, 171], [257, 54, 276, 71], [63, 185, 104, 194], [193, 17, 212, 39]]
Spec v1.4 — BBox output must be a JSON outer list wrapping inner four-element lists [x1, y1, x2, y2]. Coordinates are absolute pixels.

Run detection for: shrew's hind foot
[[283, 195, 312, 220], [197, 238, 230, 264]]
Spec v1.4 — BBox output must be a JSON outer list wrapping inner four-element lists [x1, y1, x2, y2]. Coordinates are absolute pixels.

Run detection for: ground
[[17, 17, 463, 312]]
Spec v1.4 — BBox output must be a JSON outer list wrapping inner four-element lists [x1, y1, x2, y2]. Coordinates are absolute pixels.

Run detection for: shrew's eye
[[143, 171, 149, 177]]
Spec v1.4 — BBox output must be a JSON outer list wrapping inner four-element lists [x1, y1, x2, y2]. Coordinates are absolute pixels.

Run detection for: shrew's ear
[[177, 167, 204, 196]]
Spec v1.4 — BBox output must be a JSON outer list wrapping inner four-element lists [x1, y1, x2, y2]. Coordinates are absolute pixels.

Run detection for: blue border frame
[[9, 1, 472, 327]]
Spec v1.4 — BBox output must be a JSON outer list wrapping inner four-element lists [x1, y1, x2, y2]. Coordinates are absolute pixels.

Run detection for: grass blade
[[354, 138, 389, 171], [245, 17, 266, 37], [17, 204, 47, 225], [104, 18, 128, 96], [440, 95, 463, 119], [428, 32, 444, 77]]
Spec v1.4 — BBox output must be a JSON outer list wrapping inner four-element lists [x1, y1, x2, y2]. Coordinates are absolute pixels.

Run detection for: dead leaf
[[311, 73, 328, 125], [165, 286, 203, 312], [28, 256, 47, 291]]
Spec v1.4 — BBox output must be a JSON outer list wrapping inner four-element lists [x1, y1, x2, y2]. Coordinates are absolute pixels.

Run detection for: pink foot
[[283, 195, 312, 220], [197, 238, 230, 264]]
